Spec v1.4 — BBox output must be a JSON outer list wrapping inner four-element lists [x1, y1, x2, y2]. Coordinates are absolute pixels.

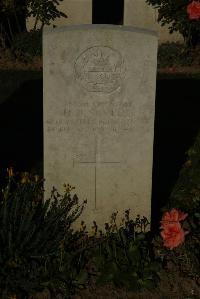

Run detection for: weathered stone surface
[[43, 25, 158, 229]]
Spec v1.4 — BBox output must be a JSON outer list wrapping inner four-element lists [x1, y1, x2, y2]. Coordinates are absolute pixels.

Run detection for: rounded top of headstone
[[43, 24, 158, 38]]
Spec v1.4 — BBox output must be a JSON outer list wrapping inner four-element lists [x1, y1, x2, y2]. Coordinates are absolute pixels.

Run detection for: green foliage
[[158, 42, 194, 68], [0, 172, 163, 297], [170, 130, 200, 214], [169, 130, 200, 246], [160, 130, 200, 282], [27, 0, 67, 30], [90, 211, 160, 291], [0, 0, 26, 48], [11, 30, 42, 60], [0, 0, 67, 49], [146, 0, 200, 47], [0, 172, 86, 299]]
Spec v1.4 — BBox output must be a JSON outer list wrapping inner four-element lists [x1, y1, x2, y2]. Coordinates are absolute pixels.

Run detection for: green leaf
[[92, 255, 105, 269], [138, 278, 155, 290], [76, 270, 88, 285]]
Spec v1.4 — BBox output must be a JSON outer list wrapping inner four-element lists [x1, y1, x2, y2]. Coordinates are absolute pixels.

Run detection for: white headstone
[[43, 25, 158, 229]]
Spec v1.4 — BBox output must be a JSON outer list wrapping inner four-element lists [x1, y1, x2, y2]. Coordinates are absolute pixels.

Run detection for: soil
[[158, 66, 200, 76], [72, 270, 200, 299], [28, 268, 200, 299], [32, 270, 200, 299], [0, 49, 42, 71]]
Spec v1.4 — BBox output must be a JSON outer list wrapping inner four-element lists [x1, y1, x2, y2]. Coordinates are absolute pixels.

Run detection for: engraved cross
[[73, 138, 120, 209]]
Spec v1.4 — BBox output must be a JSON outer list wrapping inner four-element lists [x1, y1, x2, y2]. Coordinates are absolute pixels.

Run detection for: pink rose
[[160, 208, 188, 229], [160, 222, 187, 250], [187, 1, 200, 20], [160, 209, 189, 250]]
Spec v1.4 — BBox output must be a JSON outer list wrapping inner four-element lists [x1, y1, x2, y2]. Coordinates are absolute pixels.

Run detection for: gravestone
[[43, 25, 158, 228]]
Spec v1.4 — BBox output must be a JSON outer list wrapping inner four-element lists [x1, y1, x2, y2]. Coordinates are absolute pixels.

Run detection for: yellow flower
[[21, 172, 30, 184], [80, 221, 86, 232], [185, 160, 192, 167], [63, 183, 75, 193], [7, 166, 14, 178], [34, 175, 39, 182]]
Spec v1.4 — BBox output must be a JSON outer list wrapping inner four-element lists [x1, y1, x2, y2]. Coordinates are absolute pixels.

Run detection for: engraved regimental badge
[[74, 46, 125, 93]]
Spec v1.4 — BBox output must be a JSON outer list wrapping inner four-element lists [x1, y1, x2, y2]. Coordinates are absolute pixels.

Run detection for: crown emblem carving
[[86, 50, 113, 72], [75, 46, 124, 93]]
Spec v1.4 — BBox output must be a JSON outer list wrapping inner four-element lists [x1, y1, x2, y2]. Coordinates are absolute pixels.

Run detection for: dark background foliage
[[146, 0, 200, 47]]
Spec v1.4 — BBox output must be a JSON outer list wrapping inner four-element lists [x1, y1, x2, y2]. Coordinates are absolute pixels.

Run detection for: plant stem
[[14, 11, 21, 34], [7, 17, 14, 45], [33, 14, 39, 31], [40, 22, 45, 30]]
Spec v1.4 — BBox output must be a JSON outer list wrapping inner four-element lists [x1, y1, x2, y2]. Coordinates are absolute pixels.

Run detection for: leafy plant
[[0, 0, 67, 49], [146, 0, 200, 47], [0, 170, 86, 299], [170, 129, 200, 214], [11, 29, 42, 61], [159, 130, 200, 284], [90, 211, 160, 291], [157, 42, 195, 68], [27, 0, 67, 31]]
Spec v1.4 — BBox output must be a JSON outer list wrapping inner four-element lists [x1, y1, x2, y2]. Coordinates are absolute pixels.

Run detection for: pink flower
[[160, 222, 187, 250], [160, 208, 188, 229], [160, 209, 189, 250], [187, 1, 200, 20]]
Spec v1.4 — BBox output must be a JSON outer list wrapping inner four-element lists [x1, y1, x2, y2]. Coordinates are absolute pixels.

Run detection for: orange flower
[[160, 208, 188, 229], [21, 172, 30, 184], [160, 222, 188, 250], [160, 208, 189, 250], [7, 166, 14, 178], [34, 174, 40, 182], [187, 1, 200, 20]]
